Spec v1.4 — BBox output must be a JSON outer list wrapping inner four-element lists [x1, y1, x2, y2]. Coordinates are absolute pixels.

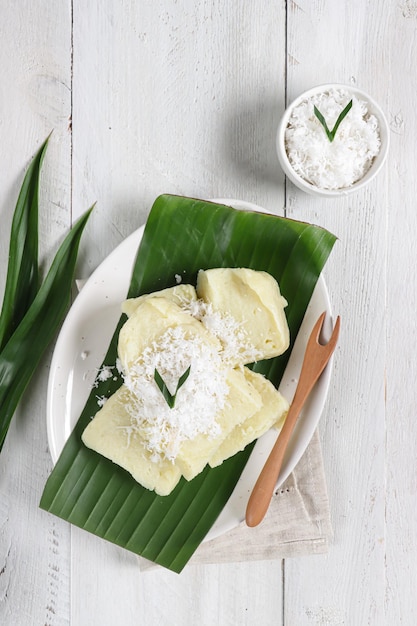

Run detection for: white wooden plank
[[282, 0, 389, 623], [0, 1, 72, 625], [71, 0, 287, 272], [283, 198, 386, 624], [384, 4, 417, 621], [137, 560, 283, 626], [71, 533, 284, 626], [70, 1, 286, 625]]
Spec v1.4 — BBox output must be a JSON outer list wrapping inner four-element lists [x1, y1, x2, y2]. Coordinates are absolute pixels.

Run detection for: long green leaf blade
[[40, 195, 336, 572], [0, 206, 93, 450], [0, 137, 49, 351]]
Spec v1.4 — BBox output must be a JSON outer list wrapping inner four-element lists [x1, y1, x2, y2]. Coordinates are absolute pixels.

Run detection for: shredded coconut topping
[[95, 364, 114, 385], [98, 296, 261, 461], [96, 395, 108, 408], [285, 88, 381, 190], [120, 325, 230, 461], [184, 299, 261, 365]]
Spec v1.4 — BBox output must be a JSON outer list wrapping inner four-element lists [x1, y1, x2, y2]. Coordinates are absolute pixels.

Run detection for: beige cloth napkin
[[139, 429, 332, 570]]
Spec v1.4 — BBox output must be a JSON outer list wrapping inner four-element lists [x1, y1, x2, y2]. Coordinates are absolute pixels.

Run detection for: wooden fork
[[245, 311, 341, 527]]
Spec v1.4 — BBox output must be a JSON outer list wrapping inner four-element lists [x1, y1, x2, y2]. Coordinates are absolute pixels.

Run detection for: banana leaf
[[40, 194, 336, 573], [0, 137, 49, 351]]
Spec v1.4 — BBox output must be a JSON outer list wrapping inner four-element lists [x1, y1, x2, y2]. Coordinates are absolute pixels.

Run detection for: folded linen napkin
[[190, 429, 332, 564], [138, 429, 332, 570]]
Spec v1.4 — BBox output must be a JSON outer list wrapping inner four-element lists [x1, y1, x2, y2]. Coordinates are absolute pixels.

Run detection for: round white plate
[[47, 199, 334, 542]]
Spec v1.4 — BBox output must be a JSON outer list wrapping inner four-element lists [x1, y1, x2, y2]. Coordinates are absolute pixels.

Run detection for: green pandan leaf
[[154, 365, 191, 408], [0, 206, 93, 450], [0, 137, 49, 351], [314, 99, 353, 142], [40, 195, 336, 573]]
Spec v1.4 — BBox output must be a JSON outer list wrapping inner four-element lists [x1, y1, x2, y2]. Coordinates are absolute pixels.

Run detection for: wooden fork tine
[[321, 314, 341, 356], [328, 315, 341, 348], [310, 311, 327, 343], [312, 311, 340, 349]]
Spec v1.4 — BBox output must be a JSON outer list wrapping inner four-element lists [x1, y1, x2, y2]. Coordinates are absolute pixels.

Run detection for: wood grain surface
[[0, 1, 415, 624]]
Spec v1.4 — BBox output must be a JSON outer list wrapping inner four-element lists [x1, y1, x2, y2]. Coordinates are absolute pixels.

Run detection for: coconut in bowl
[[276, 84, 389, 197]]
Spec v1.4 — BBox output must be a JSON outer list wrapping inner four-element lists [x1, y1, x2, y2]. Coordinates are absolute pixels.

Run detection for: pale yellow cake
[[118, 295, 221, 372], [121, 284, 197, 318], [196, 267, 290, 363], [209, 368, 289, 468], [82, 386, 182, 496], [174, 367, 263, 480]]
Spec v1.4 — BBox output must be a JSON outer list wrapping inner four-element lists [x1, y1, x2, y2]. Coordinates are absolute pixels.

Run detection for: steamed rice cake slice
[[175, 367, 263, 481], [118, 296, 220, 372], [121, 284, 197, 317], [209, 368, 289, 468], [82, 386, 182, 496], [196, 268, 290, 362]]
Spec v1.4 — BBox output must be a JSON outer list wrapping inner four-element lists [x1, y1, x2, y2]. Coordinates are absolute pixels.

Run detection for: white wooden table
[[0, 1, 414, 624]]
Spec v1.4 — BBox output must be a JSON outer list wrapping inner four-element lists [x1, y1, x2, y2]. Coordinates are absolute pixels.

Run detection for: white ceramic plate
[[46, 200, 334, 542]]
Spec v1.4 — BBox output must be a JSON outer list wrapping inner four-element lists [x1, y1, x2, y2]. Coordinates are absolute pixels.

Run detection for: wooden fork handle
[[245, 399, 302, 527], [246, 313, 340, 527], [245, 363, 328, 526]]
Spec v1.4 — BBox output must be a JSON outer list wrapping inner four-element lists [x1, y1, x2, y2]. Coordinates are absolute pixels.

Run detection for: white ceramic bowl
[[276, 83, 390, 197]]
